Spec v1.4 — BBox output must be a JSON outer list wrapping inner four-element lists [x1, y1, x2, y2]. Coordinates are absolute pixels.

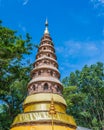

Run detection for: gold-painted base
[[11, 112, 76, 127], [11, 125, 76, 130]]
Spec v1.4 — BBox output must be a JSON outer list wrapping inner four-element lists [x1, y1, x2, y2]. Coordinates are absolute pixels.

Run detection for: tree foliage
[[62, 62, 104, 129], [0, 21, 34, 130]]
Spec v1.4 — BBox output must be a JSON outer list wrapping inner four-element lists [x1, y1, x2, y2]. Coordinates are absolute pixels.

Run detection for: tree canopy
[[0, 21, 34, 130], [62, 62, 104, 129]]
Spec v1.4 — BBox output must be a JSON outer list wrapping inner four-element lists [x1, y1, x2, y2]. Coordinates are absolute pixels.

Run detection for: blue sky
[[0, 0, 104, 78]]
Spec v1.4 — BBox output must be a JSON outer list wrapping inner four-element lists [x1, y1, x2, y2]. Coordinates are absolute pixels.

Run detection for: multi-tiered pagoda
[[11, 20, 77, 130]]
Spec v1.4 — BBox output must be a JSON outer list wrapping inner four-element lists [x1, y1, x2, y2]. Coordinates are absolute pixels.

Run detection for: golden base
[[11, 112, 76, 127], [11, 125, 76, 130]]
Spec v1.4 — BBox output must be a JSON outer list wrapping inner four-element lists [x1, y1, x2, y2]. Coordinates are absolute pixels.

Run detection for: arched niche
[[44, 83, 48, 90]]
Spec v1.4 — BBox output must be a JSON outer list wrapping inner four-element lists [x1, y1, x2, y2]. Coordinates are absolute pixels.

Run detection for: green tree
[[62, 62, 104, 129], [0, 21, 34, 130]]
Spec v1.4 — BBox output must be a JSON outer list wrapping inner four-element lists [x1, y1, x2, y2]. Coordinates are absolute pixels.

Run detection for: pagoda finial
[[49, 96, 56, 130], [44, 18, 49, 34]]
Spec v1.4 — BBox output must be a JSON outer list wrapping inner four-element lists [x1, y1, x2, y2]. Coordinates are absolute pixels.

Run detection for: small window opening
[[48, 54, 50, 57], [56, 86, 60, 92], [38, 71, 41, 75], [33, 85, 36, 91], [44, 61, 47, 64], [44, 83, 48, 90], [50, 71, 53, 76]]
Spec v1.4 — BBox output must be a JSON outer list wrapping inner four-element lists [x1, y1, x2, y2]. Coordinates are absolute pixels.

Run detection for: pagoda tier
[[11, 20, 77, 130], [28, 31, 62, 96]]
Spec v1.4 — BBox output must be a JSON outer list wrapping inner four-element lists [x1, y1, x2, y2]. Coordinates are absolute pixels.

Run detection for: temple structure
[[11, 20, 77, 130]]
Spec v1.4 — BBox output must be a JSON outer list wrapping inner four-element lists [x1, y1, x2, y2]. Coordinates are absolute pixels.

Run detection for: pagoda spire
[[44, 18, 49, 34], [10, 20, 77, 130]]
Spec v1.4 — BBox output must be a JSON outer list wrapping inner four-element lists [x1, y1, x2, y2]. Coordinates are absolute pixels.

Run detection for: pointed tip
[[45, 18, 48, 26], [44, 18, 49, 34]]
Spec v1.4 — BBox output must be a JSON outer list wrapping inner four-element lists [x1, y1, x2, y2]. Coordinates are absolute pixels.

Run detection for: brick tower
[[11, 20, 77, 130]]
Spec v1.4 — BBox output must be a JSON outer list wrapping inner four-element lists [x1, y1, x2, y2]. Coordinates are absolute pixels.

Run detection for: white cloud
[[90, 0, 104, 15], [0, 0, 29, 6], [85, 43, 98, 51], [57, 40, 104, 77], [91, 0, 104, 5], [56, 40, 100, 58], [23, 0, 29, 5], [18, 23, 26, 32], [57, 40, 104, 65], [56, 40, 82, 58], [90, 0, 104, 8], [99, 0, 104, 4]]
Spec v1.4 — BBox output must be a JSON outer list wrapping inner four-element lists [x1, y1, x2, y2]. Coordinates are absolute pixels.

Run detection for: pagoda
[[11, 20, 77, 130]]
